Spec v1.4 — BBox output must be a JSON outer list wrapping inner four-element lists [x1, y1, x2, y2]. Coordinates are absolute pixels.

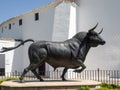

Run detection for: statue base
[[0, 80, 101, 90]]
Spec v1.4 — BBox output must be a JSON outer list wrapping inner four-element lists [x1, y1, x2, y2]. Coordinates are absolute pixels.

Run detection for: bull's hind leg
[[61, 68, 68, 81], [32, 48, 47, 81], [31, 69, 44, 81], [19, 64, 36, 82]]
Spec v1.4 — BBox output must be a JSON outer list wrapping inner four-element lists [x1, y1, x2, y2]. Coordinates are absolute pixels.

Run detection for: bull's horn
[[98, 28, 103, 34], [89, 23, 98, 32]]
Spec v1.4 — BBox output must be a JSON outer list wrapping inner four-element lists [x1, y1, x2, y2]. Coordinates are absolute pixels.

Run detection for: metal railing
[[0, 69, 120, 85]]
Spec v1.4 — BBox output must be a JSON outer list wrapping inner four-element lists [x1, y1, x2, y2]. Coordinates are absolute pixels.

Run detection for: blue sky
[[0, 0, 52, 23]]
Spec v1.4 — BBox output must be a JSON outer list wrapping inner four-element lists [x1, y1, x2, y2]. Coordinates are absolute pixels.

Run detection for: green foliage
[[107, 84, 113, 89], [100, 83, 108, 87], [0, 77, 19, 84], [5, 77, 19, 81], [77, 86, 90, 90], [95, 87, 111, 90], [96, 83, 120, 90], [110, 84, 120, 89], [100, 83, 113, 89], [0, 80, 4, 84], [0, 78, 19, 90]]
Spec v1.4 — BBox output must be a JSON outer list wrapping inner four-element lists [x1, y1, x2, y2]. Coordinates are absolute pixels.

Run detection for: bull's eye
[[93, 33, 98, 37]]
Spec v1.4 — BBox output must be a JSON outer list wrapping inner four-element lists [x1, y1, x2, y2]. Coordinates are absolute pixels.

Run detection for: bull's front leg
[[61, 68, 68, 81], [73, 60, 86, 73]]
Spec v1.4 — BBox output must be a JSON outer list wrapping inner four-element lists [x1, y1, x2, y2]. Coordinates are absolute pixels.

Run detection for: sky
[[0, 0, 52, 24]]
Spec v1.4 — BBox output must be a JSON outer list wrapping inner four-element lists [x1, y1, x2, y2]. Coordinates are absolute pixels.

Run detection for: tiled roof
[[0, 38, 15, 42]]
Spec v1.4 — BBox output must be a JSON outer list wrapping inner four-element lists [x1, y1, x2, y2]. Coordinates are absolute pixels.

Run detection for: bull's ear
[[87, 31, 91, 36], [88, 23, 98, 32]]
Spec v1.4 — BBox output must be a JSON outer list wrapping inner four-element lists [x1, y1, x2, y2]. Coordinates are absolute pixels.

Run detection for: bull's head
[[87, 23, 106, 47]]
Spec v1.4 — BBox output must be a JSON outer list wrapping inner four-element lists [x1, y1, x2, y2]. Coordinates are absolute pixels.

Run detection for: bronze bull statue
[[0, 23, 105, 82]]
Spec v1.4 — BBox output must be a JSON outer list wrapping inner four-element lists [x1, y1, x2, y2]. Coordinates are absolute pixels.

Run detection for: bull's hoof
[[40, 78, 44, 82], [19, 80, 24, 83], [19, 77, 24, 83], [62, 78, 67, 81]]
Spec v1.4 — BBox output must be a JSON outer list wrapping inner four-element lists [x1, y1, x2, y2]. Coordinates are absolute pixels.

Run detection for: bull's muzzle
[[100, 40, 106, 45]]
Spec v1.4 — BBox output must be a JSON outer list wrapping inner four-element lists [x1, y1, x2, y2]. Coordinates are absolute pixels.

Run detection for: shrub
[[97, 83, 120, 90], [77, 86, 90, 90], [0, 80, 4, 84], [100, 82, 108, 88], [107, 84, 113, 89], [95, 87, 111, 90]]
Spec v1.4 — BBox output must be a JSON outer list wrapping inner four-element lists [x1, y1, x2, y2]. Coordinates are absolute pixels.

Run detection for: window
[[35, 13, 39, 21], [19, 19, 22, 25], [9, 24, 11, 29]]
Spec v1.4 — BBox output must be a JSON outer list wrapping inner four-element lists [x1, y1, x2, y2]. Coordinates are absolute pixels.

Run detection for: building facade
[[0, 0, 78, 76], [0, 0, 120, 77]]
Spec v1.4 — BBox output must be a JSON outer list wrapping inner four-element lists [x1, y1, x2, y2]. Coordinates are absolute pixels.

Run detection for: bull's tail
[[0, 39, 34, 53]]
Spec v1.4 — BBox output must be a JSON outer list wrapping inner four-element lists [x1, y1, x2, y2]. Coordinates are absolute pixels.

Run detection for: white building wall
[[77, 0, 120, 70], [52, 1, 71, 41], [22, 8, 55, 40], [0, 4, 56, 73], [21, 7, 55, 71], [68, 4, 76, 39], [0, 1, 78, 78], [11, 42, 23, 72], [0, 40, 23, 74], [67, 3, 77, 79], [0, 18, 23, 39]]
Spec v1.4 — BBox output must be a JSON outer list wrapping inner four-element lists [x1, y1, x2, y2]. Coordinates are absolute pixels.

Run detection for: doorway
[[0, 54, 5, 76]]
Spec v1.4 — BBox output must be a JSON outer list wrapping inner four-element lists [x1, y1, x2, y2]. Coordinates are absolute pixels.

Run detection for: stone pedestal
[[0, 80, 101, 90]]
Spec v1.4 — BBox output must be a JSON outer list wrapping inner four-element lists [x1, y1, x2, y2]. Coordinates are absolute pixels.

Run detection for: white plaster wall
[[0, 41, 15, 73], [0, 19, 23, 39], [68, 4, 76, 39], [21, 7, 55, 71], [0, 41, 22, 75], [11, 42, 23, 72], [76, 0, 120, 70], [67, 4, 77, 79], [22, 8, 55, 40], [0, 1, 78, 76], [52, 1, 71, 41], [0, 4, 56, 73]]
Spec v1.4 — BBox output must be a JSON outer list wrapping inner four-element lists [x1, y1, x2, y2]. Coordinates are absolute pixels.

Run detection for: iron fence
[[0, 69, 120, 85]]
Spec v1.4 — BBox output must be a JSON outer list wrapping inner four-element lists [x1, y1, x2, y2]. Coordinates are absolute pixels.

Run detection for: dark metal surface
[[0, 23, 105, 82]]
